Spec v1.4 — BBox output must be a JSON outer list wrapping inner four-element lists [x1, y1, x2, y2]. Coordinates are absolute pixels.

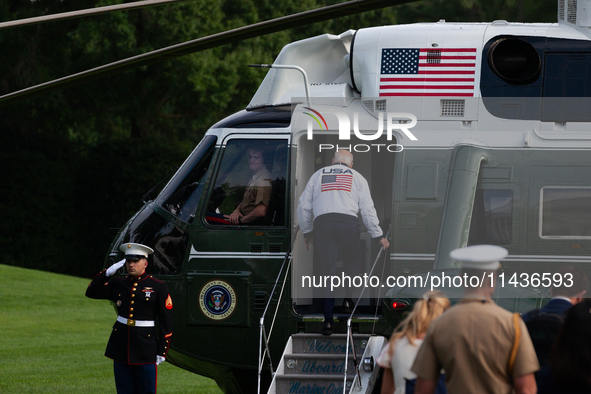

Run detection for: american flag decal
[[321, 174, 353, 192], [379, 48, 476, 97]]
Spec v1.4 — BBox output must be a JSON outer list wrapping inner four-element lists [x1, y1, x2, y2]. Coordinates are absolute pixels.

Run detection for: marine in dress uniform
[[296, 150, 389, 335], [86, 243, 174, 394], [411, 245, 540, 394]]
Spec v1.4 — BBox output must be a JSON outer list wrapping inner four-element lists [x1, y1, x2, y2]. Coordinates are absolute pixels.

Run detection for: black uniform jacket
[[86, 271, 174, 365]]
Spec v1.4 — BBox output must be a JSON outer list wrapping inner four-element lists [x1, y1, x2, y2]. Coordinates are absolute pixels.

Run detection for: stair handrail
[[343, 228, 391, 393], [257, 225, 299, 394]]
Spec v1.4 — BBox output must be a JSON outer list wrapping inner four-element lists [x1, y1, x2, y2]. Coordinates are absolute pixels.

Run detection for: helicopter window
[[540, 187, 591, 238], [205, 139, 288, 227], [119, 207, 189, 276], [469, 190, 513, 246], [156, 135, 217, 224]]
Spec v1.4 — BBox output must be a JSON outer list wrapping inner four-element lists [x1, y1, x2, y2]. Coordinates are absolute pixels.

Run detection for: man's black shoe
[[322, 321, 333, 336], [342, 299, 355, 313]]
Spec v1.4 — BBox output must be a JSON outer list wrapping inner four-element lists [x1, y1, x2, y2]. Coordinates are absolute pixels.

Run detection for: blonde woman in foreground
[[378, 291, 450, 394]]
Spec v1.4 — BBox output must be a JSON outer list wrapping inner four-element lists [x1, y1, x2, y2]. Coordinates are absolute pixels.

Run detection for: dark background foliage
[[0, 0, 556, 277]]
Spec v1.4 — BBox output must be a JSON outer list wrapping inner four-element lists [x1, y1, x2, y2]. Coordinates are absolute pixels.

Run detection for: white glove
[[156, 356, 166, 366], [106, 259, 126, 277]]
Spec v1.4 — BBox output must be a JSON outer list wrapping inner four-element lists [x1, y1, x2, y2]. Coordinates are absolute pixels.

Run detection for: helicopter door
[[291, 132, 394, 317], [185, 134, 290, 327]]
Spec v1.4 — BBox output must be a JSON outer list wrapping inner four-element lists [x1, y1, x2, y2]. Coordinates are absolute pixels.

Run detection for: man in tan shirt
[[226, 147, 272, 225], [412, 245, 539, 394]]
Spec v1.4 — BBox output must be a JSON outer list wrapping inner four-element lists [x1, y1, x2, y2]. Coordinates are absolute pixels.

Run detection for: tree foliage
[[0, 0, 557, 276]]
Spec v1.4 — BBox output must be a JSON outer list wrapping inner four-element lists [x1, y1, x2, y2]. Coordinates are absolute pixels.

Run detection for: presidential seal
[[199, 280, 236, 320]]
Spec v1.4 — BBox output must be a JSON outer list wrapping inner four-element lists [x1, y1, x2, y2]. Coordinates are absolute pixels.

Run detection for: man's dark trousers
[[314, 220, 363, 321]]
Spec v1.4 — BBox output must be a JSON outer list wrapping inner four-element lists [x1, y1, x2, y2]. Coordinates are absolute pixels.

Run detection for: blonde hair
[[389, 290, 450, 352]]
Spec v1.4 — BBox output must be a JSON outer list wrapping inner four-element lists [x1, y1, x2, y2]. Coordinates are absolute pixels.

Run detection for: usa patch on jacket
[[321, 174, 353, 192]]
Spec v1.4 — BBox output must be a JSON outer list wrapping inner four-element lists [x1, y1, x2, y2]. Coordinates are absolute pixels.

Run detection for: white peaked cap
[[119, 242, 154, 259], [450, 245, 508, 270]]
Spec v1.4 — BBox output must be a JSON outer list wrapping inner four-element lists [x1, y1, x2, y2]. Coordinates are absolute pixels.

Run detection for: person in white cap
[[86, 243, 174, 394], [411, 245, 539, 394]]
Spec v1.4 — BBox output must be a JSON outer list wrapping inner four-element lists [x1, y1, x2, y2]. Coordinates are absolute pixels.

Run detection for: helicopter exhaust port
[[487, 37, 541, 85]]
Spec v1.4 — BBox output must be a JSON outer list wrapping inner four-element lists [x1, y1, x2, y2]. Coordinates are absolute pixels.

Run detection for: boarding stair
[[258, 227, 390, 394], [267, 333, 386, 394]]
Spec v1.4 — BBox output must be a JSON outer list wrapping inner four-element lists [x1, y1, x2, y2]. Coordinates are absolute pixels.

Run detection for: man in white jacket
[[297, 150, 389, 335]]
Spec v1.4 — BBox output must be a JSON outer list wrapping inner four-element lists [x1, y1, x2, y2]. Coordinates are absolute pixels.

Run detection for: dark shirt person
[[523, 266, 588, 319], [86, 243, 174, 394], [536, 299, 591, 394], [522, 266, 588, 368]]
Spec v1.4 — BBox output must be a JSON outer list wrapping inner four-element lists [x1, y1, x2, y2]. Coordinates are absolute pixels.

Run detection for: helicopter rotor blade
[[0, 0, 192, 31], [0, 0, 416, 107]]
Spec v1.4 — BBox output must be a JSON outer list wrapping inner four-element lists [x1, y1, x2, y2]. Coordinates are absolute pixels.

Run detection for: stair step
[[290, 334, 370, 355], [283, 354, 360, 375], [268, 334, 386, 394], [275, 374, 354, 394]]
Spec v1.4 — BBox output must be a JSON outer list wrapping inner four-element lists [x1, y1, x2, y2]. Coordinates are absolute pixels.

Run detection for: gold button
[[130, 308, 134, 311], [148, 334, 151, 337], [131, 301, 134, 304], [132, 294, 135, 298], [129, 314, 133, 318]]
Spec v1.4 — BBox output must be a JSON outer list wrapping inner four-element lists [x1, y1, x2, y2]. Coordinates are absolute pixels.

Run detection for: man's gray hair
[[334, 150, 353, 166]]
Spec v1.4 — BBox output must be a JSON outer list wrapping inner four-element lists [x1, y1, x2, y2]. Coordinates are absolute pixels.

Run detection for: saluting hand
[[106, 259, 126, 277]]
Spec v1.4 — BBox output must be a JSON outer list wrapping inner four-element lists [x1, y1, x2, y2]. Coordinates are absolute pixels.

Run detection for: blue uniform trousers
[[114, 361, 157, 394]]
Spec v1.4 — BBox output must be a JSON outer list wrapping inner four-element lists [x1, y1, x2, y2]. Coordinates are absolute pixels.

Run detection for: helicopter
[[3, 0, 591, 393]]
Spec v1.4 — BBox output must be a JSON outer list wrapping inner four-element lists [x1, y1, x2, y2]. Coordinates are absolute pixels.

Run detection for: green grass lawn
[[0, 264, 222, 393]]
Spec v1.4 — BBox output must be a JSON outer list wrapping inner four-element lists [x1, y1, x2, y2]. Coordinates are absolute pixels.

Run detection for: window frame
[[539, 186, 591, 239], [202, 133, 291, 229], [155, 134, 218, 224]]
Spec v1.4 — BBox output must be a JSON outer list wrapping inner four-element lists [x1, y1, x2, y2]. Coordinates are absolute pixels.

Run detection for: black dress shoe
[[322, 321, 333, 336], [342, 299, 355, 313]]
